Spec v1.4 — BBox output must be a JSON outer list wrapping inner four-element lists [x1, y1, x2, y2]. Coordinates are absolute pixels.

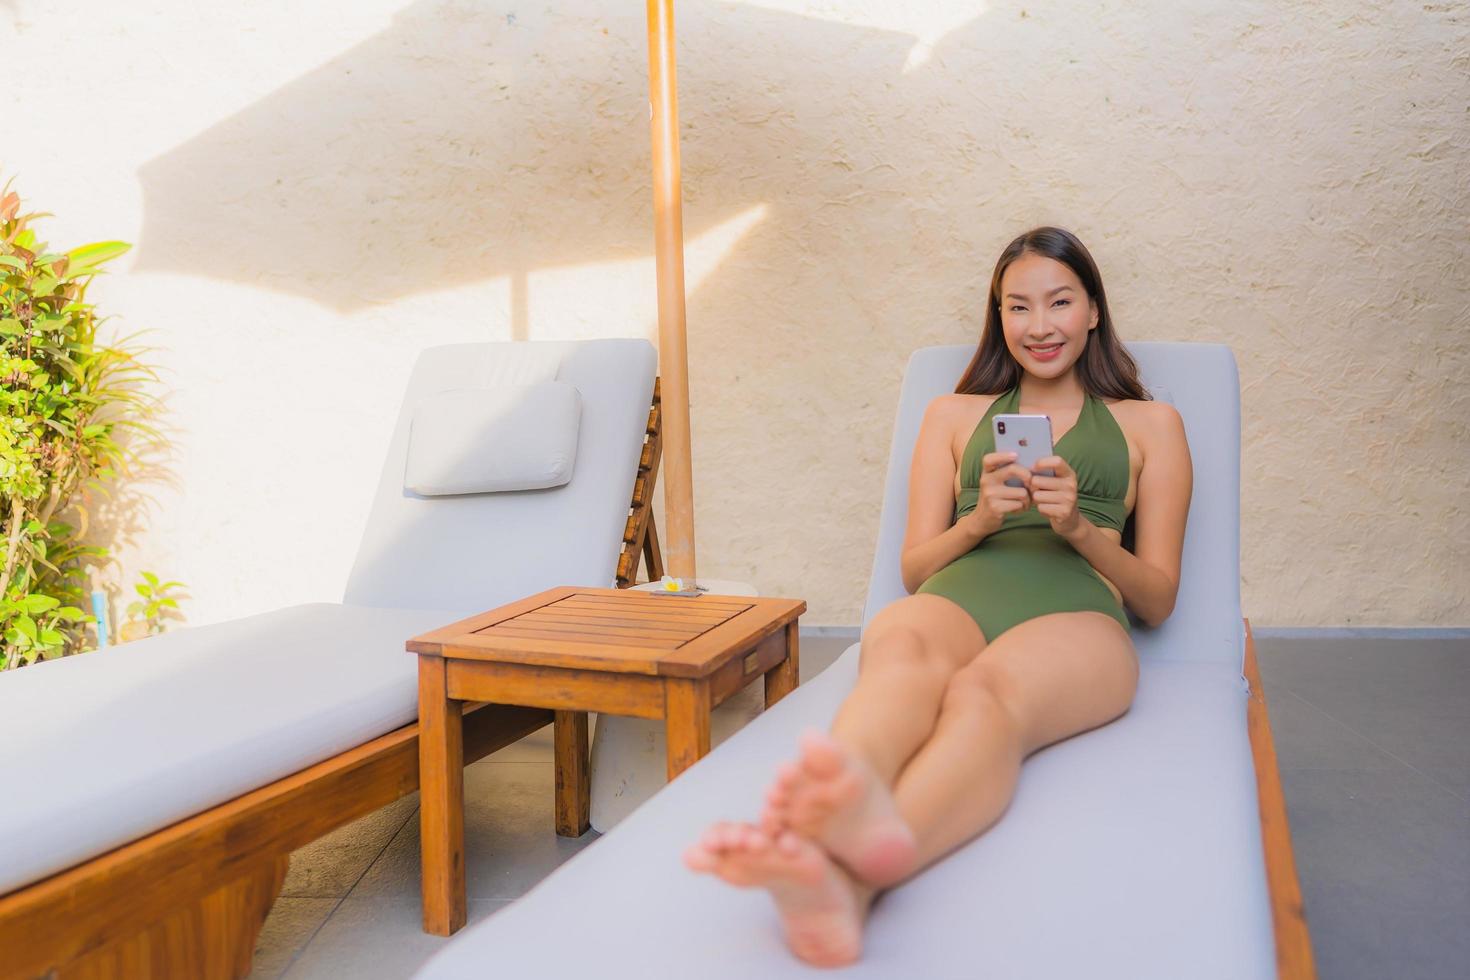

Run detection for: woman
[[683, 226, 1194, 967]]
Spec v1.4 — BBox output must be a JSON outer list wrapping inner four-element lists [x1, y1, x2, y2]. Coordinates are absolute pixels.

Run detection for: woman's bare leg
[[767, 610, 1137, 884], [686, 610, 1136, 966], [827, 593, 988, 781], [759, 594, 986, 882], [889, 610, 1138, 871]]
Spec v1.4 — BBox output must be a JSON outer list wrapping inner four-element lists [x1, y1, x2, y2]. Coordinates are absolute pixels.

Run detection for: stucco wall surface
[[6, 0, 1467, 629]]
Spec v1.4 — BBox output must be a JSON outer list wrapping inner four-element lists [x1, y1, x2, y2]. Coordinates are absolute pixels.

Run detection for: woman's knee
[[860, 597, 980, 677], [858, 621, 941, 675], [939, 659, 1022, 729]]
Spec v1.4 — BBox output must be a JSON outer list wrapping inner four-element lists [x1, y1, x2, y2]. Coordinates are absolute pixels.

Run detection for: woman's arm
[[1062, 402, 1193, 628], [899, 397, 996, 594]]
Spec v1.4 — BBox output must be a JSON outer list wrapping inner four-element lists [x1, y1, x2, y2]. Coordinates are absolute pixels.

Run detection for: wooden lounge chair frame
[[0, 380, 667, 980]]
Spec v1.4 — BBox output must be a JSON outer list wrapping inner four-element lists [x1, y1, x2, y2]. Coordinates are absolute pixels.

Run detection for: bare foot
[[760, 729, 918, 887], [684, 821, 869, 967]]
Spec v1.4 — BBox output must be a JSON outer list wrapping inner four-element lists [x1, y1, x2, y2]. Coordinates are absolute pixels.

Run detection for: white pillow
[[404, 382, 582, 495]]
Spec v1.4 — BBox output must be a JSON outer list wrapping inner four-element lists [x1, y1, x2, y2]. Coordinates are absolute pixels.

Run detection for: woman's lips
[[1026, 343, 1062, 361]]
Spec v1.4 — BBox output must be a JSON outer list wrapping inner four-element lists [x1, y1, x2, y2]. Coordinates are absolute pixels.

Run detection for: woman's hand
[[964, 451, 1033, 536], [1030, 455, 1085, 540]]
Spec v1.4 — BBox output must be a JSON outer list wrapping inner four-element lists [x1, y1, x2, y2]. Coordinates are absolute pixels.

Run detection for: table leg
[[418, 654, 466, 936], [764, 620, 800, 708], [553, 710, 590, 836], [664, 678, 712, 781]]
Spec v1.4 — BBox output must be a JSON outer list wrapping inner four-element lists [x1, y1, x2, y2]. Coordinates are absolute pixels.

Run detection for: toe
[[718, 823, 745, 851], [799, 731, 847, 780], [683, 843, 715, 872], [705, 822, 734, 852]]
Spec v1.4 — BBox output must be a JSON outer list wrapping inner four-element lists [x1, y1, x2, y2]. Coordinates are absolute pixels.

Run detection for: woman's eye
[[1053, 299, 1070, 307], [1009, 305, 1026, 313]]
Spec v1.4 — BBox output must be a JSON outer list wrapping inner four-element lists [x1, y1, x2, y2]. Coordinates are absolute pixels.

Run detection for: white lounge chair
[[0, 338, 659, 979], [414, 341, 1310, 979]]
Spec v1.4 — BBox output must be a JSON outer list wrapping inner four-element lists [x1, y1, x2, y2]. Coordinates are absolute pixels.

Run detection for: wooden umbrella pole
[[646, 0, 696, 582]]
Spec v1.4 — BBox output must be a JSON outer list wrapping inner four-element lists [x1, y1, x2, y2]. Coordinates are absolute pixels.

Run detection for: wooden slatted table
[[407, 584, 806, 936]]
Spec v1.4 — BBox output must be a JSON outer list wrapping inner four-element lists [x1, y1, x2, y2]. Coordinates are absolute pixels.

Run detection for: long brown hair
[[953, 227, 1151, 401]]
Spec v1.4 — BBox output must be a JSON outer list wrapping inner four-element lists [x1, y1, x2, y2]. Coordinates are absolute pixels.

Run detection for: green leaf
[[53, 605, 88, 621], [66, 241, 131, 271], [134, 582, 152, 597], [142, 571, 159, 587], [21, 594, 60, 614], [15, 615, 38, 642], [39, 628, 65, 645], [0, 256, 27, 271]]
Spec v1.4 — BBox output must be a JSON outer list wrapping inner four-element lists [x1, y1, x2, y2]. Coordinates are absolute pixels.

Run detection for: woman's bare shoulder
[[924, 392, 1004, 435], [1118, 399, 1187, 460]]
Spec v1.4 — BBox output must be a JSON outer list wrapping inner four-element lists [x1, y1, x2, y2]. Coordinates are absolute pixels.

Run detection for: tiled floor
[[249, 632, 1470, 980], [1249, 635, 1469, 980]]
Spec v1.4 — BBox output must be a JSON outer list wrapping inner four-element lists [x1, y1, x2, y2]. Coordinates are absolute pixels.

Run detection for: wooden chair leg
[[553, 711, 590, 836], [764, 620, 800, 707], [664, 679, 712, 780], [418, 654, 466, 936], [642, 511, 665, 581]]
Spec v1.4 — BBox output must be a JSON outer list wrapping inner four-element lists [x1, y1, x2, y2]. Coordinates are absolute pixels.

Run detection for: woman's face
[[996, 252, 1099, 378]]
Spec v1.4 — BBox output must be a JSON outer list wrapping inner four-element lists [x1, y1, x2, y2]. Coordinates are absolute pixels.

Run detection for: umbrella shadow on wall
[[132, 1, 1095, 601], [132, 1, 1018, 338]]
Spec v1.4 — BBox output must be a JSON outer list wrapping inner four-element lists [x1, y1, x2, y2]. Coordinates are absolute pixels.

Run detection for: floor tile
[[1258, 638, 1470, 800], [481, 721, 553, 763], [281, 897, 507, 980], [1310, 703, 1470, 801], [351, 761, 601, 902], [279, 795, 418, 898], [1256, 638, 1470, 717], [1279, 767, 1470, 980], [247, 897, 337, 979], [1262, 687, 1401, 771]]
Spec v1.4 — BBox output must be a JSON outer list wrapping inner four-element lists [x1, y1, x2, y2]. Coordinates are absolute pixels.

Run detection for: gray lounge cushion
[[345, 339, 657, 612], [404, 382, 582, 495], [0, 603, 452, 894]]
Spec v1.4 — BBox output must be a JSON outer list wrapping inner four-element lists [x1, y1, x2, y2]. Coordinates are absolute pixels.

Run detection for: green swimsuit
[[916, 384, 1133, 642]]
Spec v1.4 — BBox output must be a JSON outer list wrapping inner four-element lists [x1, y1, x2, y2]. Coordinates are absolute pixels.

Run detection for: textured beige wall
[[5, 0, 1466, 629]]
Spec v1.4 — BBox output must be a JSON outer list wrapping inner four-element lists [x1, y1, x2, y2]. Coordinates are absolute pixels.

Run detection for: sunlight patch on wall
[[733, 0, 985, 72], [522, 203, 770, 342]]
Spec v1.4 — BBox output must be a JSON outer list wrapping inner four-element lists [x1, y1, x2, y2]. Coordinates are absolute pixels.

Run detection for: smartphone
[[992, 414, 1055, 488]]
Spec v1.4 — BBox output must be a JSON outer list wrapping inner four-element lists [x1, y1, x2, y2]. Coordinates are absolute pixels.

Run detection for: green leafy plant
[[1, 178, 174, 668], [123, 570, 186, 638]]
